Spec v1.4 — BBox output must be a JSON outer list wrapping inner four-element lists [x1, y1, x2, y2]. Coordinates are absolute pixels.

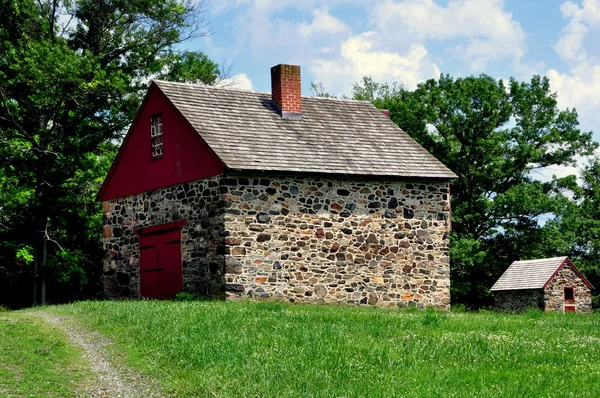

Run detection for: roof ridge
[[513, 256, 568, 263], [303, 96, 371, 104], [152, 79, 371, 104], [153, 79, 265, 94]]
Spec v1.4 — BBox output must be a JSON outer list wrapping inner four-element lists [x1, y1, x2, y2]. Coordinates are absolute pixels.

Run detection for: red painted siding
[[99, 85, 224, 201]]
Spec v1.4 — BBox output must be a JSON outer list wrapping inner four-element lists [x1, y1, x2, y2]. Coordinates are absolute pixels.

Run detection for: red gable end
[[98, 84, 224, 201]]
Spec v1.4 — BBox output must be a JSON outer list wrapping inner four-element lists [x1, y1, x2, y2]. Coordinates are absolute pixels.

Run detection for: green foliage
[[0, 0, 219, 307], [174, 291, 202, 301], [552, 158, 600, 294], [58, 300, 600, 397], [353, 74, 596, 307], [159, 51, 220, 84], [16, 246, 33, 265]]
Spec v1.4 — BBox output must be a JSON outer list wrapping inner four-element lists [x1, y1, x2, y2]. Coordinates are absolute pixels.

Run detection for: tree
[[310, 81, 334, 98], [550, 158, 600, 306], [0, 0, 219, 307], [353, 74, 596, 307]]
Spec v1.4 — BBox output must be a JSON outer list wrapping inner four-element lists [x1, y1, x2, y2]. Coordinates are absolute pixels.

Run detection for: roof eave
[[224, 167, 456, 181]]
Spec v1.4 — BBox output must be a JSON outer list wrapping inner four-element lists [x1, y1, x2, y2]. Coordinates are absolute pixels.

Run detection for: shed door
[[564, 305, 576, 313], [139, 226, 182, 299]]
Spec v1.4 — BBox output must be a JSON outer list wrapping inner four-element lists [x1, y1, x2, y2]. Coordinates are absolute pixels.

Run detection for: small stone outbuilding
[[491, 257, 593, 313], [98, 64, 457, 308]]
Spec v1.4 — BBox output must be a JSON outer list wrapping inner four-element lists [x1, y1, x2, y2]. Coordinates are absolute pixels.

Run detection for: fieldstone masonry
[[103, 176, 225, 298], [222, 174, 451, 309], [493, 290, 544, 312], [544, 264, 592, 312], [103, 174, 452, 309]]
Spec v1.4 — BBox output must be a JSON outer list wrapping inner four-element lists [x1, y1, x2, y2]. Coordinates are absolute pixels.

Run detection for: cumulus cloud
[[547, 0, 600, 136], [211, 0, 357, 14], [217, 0, 528, 94], [531, 164, 580, 183], [307, 0, 526, 92], [310, 32, 437, 93], [209, 0, 534, 96], [298, 8, 350, 39], [369, 0, 526, 70], [216, 73, 255, 90], [547, 65, 600, 132], [554, 0, 600, 63]]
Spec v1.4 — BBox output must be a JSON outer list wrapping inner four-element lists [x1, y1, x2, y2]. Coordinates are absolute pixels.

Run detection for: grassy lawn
[[0, 311, 87, 397], [56, 300, 600, 398]]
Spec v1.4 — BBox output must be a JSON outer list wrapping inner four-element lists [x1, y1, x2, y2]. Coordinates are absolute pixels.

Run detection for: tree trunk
[[41, 234, 47, 305], [32, 247, 38, 306]]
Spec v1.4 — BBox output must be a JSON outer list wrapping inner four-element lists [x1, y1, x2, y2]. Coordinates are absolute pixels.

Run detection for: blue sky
[[187, 0, 600, 176]]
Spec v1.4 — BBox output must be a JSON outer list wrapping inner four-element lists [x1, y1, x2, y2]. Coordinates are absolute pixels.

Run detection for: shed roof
[[490, 256, 594, 291], [152, 80, 457, 179]]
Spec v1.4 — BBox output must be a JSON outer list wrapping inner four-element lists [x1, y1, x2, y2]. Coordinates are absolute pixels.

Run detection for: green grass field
[[52, 301, 600, 398], [0, 311, 87, 397]]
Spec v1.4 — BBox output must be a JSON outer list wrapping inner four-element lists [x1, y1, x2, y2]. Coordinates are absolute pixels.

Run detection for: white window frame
[[151, 114, 163, 158]]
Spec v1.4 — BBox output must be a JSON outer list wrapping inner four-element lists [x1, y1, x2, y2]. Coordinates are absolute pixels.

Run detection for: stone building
[[491, 257, 593, 312], [98, 64, 457, 308]]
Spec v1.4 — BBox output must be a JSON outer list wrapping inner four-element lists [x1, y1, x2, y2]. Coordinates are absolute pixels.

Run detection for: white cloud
[[554, 0, 600, 64], [307, 0, 526, 92], [212, 0, 526, 94], [547, 1, 600, 137], [311, 32, 437, 93], [369, 0, 526, 70], [531, 164, 579, 183], [547, 64, 600, 131], [212, 0, 358, 14], [222, 5, 357, 88], [216, 73, 254, 90], [298, 8, 350, 38]]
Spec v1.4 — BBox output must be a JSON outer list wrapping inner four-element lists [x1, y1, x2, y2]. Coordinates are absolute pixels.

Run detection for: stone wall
[[221, 174, 452, 309], [102, 176, 224, 298], [543, 264, 592, 313], [493, 290, 544, 312]]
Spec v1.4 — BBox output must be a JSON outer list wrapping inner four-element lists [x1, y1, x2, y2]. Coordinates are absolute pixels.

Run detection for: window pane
[[151, 114, 163, 158]]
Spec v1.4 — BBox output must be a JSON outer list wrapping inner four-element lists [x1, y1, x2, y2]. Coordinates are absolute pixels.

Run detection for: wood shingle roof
[[490, 257, 594, 291], [153, 80, 457, 179]]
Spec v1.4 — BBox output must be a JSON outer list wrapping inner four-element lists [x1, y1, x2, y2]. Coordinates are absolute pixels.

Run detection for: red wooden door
[[139, 225, 182, 299], [564, 305, 576, 312]]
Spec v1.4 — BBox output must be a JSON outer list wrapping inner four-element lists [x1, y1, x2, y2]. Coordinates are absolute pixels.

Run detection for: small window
[[151, 114, 163, 158], [564, 287, 574, 302]]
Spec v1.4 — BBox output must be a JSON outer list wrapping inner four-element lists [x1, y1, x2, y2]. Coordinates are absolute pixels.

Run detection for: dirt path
[[35, 311, 163, 398]]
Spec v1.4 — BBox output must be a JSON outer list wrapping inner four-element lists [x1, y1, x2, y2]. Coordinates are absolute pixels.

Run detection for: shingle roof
[[153, 80, 457, 179], [490, 257, 585, 291]]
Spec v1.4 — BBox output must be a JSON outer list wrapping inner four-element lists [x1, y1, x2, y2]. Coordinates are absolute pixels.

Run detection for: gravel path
[[35, 311, 163, 398]]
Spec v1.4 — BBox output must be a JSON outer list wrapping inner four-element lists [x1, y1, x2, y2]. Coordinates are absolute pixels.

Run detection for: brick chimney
[[271, 64, 302, 120]]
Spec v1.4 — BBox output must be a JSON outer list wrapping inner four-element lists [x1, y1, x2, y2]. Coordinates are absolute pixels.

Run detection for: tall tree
[[0, 0, 219, 306], [550, 158, 600, 306], [353, 75, 596, 307]]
